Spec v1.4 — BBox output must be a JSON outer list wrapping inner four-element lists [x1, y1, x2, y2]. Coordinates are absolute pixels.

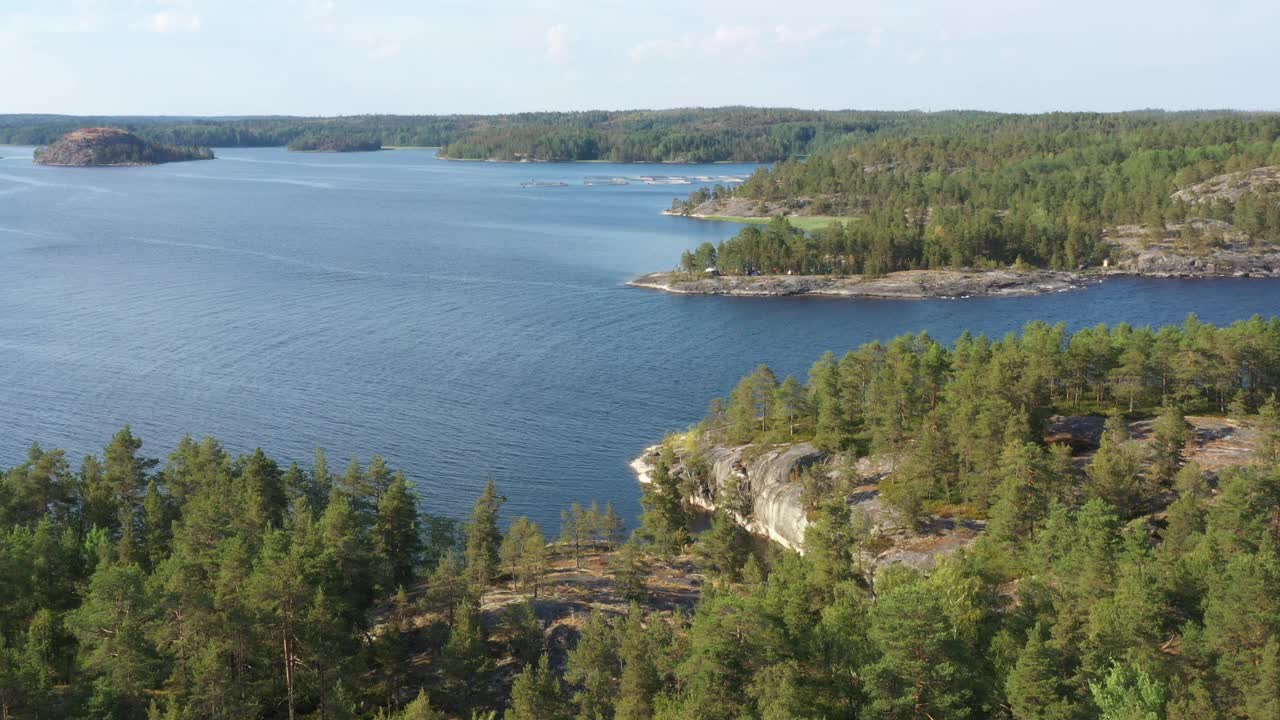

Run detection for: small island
[[33, 127, 213, 166], [286, 135, 382, 152]]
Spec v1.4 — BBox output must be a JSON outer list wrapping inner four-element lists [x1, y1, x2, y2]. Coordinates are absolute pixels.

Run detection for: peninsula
[[33, 127, 213, 166]]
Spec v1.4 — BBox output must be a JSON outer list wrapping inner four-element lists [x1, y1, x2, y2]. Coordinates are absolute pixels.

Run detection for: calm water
[[1, 146, 1277, 527]]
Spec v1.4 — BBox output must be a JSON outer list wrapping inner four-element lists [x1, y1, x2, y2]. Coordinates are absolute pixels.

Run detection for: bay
[[1, 146, 1277, 526]]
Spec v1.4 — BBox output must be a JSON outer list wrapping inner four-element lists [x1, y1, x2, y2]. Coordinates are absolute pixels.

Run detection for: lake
[[1, 146, 1277, 528]]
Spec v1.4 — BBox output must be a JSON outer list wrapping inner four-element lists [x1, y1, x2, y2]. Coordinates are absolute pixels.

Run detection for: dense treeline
[[624, 316, 1280, 719], [678, 112, 1280, 273], [287, 135, 383, 152], [1, 108, 926, 161], [436, 108, 980, 162], [0, 115, 474, 149], [702, 316, 1280, 515], [0, 428, 636, 719], [3, 320, 1280, 718]]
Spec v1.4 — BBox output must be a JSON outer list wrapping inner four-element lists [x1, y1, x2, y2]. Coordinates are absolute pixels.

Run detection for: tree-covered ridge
[[676, 112, 1280, 273], [287, 135, 383, 152], [627, 316, 1280, 720]]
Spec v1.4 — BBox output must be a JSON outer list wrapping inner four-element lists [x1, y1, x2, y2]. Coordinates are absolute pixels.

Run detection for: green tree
[[693, 509, 748, 583], [465, 480, 504, 588], [615, 604, 664, 720], [1088, 662, 1166, 720], [374, 471, 421, 591], [509, 654, 570, 720], [1005, 624, 1075, 720], [611, 541, 650, 603], [864, 579, 974, 719], [1149, 405, 1191, 486], [566, 610, 620, 720]]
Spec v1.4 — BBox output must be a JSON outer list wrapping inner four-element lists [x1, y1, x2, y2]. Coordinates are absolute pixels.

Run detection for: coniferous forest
[[3, 318, 1279, 719], [675, 112, 1280, 274]]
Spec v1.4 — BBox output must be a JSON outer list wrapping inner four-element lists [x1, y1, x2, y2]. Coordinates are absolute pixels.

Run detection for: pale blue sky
[[2, 0, 1277, 115]]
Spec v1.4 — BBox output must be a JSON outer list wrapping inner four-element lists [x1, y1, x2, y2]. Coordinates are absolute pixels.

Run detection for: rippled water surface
[[2, 146, 1277, 526]]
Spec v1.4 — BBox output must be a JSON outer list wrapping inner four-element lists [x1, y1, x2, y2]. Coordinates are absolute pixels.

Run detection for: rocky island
[[286, 135, 382, 152], [33, 127, 213, 166]]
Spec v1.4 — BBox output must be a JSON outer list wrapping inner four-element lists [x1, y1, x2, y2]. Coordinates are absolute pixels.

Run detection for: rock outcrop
[[1171, 166, 1280, 204], [628, 268, 1093, 299], [1102, 222, 1280, 278], [34, 127, 213, 166], [631, 440, 980, 572]]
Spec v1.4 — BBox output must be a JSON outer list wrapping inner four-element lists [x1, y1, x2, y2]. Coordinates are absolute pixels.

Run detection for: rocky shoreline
[[627, 268, 1096, 299]]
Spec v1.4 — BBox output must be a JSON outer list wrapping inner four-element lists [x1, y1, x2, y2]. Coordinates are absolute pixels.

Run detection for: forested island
[[32, 127, 213, 167], [651, 113, 1280, 294], [7, 109, 1278, 165], [287, 135, 383, 153], [2, 316, 1278, 719]]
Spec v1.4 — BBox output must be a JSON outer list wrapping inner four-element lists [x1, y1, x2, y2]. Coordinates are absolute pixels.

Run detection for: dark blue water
[[2, 147, 1277, 527]]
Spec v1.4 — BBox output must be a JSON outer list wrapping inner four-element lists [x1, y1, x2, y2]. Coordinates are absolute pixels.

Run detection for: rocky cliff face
[[632, 440, 979, 572], [34, 127, 213, 166], [632, 442, 821, 551]]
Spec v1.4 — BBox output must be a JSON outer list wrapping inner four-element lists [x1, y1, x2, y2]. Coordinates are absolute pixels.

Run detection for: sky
[[1, 0, 1277, 116]]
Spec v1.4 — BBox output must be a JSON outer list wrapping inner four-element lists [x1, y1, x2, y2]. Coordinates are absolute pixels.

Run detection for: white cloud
[[703, 24, 757, 54], [867, 27, 884, 49], [629, 36, 691, 63], [774, 24, 830, 46], [545, 23, 569, 61], [144, 10, 202, 33]]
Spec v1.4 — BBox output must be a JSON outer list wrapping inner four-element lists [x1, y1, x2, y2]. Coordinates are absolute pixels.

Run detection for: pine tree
[[693, 508, 748, 582], [465, 480, 504, 588], [1149, 405, 1191, 486], [508, 654, 569, 720], [864, 580, 974, 719], [500, 601, 544, 668], [603, 501, 626, 548], [1087, 416, 1147, 518], [102, 425, 155, 513], [611, 540, 650, 603], [1246, 637, 1280, 720], [374, 472, 421, 591], [566, 610, 620, 720], [443, 598, 489, 709], [561, 503, 586, 568], [240, 447, 287, 528], [1254, 394, 1280, 465], [615, 604, 663, 720], [398, 689, 445, 720], [1005, 624, 1074, 720], [139, 480, 169, 570]]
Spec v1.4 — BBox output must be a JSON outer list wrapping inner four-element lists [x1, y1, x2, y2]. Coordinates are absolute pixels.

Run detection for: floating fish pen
[[520, 180, 569, 188], [583, 176, 629, 186]]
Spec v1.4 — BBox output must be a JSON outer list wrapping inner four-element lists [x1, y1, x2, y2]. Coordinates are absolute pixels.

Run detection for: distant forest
[[6, 109, 1276, 164], [676, 112, 1280, 273]]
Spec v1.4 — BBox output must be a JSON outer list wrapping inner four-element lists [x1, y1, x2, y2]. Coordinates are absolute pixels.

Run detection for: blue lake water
[[1, 146, 1278, 527]]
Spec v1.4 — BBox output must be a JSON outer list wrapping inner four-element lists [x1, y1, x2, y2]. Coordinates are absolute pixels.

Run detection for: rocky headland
[[34, 127, 213, 166], [628, 268, 1093, 299]]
